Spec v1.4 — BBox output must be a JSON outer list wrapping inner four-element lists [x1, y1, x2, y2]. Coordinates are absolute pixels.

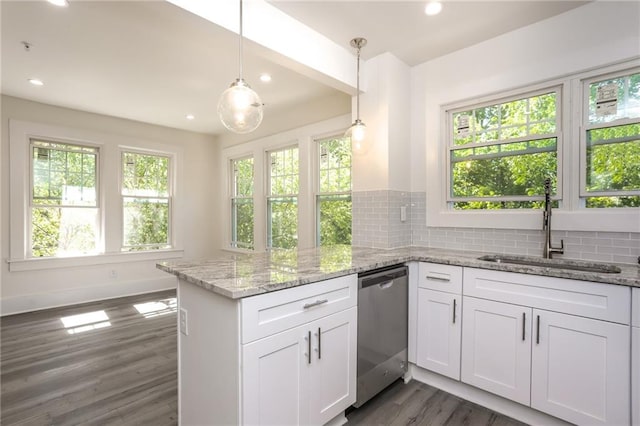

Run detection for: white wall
[[352, 52, 412, 192], [1, 95, 220, 315], [411, 1, 640, 230]]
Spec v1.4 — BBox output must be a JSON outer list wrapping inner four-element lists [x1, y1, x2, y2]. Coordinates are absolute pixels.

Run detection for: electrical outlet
[[109, 269, 118, 279], [179, 308, 189, 336]]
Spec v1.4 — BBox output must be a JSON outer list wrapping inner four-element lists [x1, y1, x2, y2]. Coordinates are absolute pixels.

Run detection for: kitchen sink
[[477, 254, 622, 274]]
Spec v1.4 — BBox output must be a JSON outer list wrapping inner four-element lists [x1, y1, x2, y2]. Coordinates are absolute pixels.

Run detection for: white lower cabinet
[[459, 268, 631, 426], [531, 309, 630, 426], [416, 288, 461, 380], [242, 307, 357, 426], [461, 296, 532, 405]]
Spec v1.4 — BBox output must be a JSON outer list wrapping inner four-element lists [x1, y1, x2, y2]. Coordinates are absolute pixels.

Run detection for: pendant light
[[218, 0, 263, 134], [345, 37, 367, 148]]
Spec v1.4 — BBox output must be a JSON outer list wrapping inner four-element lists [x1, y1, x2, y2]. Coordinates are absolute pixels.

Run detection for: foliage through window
[[31, 140, 99, 257], [317, 136, 352, 246], [231, 157, 254, 249], [448, 89, 560, 209], [267, 146, 298, 249], [583, 70, 640, 208], [121, 151, 171, 251]]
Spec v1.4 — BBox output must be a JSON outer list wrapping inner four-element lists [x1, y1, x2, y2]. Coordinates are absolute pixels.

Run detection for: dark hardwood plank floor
[[1, 291, 178, 426], [2, 290, 527, 426], [346, 379, 527, 426]]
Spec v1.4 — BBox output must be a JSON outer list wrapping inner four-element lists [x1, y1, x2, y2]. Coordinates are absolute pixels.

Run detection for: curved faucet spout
[[542, 178, 564, 259]]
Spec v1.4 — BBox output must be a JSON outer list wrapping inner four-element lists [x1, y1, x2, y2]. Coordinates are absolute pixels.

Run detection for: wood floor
[[1, 290, 526, 426]]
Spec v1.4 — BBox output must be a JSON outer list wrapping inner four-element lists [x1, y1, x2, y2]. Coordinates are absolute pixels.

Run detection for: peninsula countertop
[[157, 246, 640, 299]]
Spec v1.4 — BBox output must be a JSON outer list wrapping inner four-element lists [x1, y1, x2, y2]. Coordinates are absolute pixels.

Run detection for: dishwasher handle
[[359, 267, 407, 289]]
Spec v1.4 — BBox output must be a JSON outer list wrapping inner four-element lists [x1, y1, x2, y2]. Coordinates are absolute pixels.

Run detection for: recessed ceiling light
[[425, 1, 443, 16], [259, 73, 272, 83], [186, 114, 195, 120], [47, 0, 69, 6], [28, 78, 44, 86]]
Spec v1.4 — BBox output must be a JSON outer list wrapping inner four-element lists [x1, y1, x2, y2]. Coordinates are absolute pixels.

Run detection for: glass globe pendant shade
[[345, 119, 366, 149], [218, 78, 263, 134]]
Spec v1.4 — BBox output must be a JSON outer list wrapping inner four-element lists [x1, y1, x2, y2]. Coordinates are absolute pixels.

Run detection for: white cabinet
[[632, 288, 639, 426], [461, 296, 532, 405], [531, 309, 630, 426], [242, 307, 357, 426], [416, 289, 461, 379], [461, 268, 631, 426], [415, 263, 462, 380], [177, 274, 357, 426]]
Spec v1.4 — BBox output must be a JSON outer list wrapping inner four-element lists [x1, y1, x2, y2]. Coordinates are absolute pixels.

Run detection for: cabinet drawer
[[633, 288, 639, 327], [418, 262, 462, 294], [463, 268, 630, 324], [241, 274, 357, 343]]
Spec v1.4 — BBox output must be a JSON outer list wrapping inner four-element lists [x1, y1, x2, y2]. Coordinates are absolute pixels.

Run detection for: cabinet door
[[633, 326, 639, 426], [242, 325, 310, 426], [461, 296, 532, 405], [416, 289, 461, 379], [308, 307, 357, 426], [531, 309, 630, 426]]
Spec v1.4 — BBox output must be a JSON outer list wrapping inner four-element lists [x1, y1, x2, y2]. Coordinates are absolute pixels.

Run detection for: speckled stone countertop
[[157, 246, 640, 299]]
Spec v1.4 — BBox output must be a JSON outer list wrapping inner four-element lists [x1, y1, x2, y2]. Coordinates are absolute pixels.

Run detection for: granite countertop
[[156, 246, 640, 299]]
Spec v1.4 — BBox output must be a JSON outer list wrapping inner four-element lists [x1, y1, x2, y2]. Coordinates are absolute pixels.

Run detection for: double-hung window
[[448, 88, 560, 209], [30, 140, 99, 257], [230, 156, 254, 249], [121, 151, 171, 251], [316, 136, 352, 246], [267, 146, 298, 249], [582, 69, 640, 207]]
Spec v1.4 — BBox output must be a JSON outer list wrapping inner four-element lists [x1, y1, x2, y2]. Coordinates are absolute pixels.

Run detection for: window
[[231, 157, 254, 249], [267, 146, 298, 249], [317, 136, 352, 246], [448, 88, 560, 209], [121, 151, 171, 251], [30, 140, 99, 257], [582, 70, 640, 208]]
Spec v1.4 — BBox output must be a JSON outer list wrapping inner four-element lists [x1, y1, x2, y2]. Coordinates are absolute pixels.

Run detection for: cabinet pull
[[426, 274, 450, 282], [452, 299, 457, 324], [522, 313, 526, 341], [318, 327, 322, 360], [303, 299, 328, 309], [307, 330, 312, 364], [536, 315, 540, 344]]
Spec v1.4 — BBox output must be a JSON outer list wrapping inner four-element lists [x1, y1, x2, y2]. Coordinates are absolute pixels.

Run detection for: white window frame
[[579, 67, 640, 205], [229, 155, 254, 250], [120, 148, 173, 252], [445, 86, 563, 208], [315, 134, 352, 247], [428, 59, 640, 233], [266, 144, 299, 250], [29, 138, 102, 258], [8, 120, 183, 272], [219, 115, 351, 252]]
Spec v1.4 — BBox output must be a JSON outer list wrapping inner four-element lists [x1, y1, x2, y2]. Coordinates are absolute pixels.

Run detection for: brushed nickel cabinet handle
[[307, 330, 312, 364], [318, 327, 322, 360], [453, 299, 457, 324], [522, 313, 526, 341], [536, 315, 540, 345], [426, 274, 450, 282], [303, 299, 328, 309]]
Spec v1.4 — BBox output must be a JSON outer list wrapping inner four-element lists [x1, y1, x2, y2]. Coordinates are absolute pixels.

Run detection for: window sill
[[7, 249, 185, 272]]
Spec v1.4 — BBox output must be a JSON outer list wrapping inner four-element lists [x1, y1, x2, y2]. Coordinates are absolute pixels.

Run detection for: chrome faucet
[[542, 178, 564, 259]]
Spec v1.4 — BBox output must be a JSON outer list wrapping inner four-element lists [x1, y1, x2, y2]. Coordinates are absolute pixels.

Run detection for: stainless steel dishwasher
[[354, 264, 408, 408]]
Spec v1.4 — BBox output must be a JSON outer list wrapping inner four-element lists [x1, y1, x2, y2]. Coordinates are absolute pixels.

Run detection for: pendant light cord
[[238, 0, 244, 81], [356, 44, 360, 121]]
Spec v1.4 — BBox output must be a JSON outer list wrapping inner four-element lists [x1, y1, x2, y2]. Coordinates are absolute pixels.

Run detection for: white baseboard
[[1, 276, 177, 316], [409, 364, 572, 426]]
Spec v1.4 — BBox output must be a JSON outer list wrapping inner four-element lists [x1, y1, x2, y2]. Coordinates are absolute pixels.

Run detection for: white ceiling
[[1, 0, 588, 138]]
